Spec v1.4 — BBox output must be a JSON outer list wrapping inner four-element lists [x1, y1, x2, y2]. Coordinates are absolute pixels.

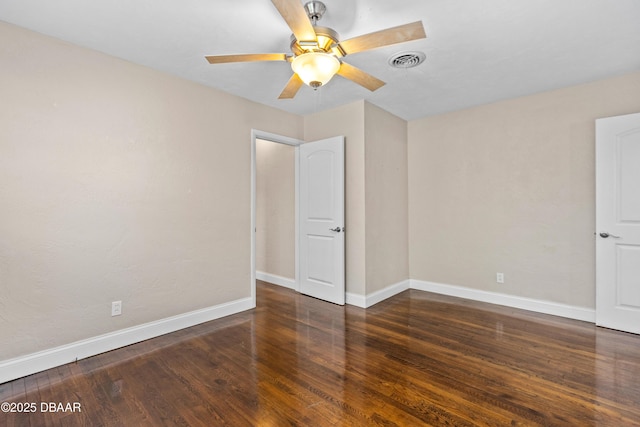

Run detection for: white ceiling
[[2, 0, 639, 120]]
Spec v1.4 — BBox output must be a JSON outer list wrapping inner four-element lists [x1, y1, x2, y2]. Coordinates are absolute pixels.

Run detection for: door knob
[[329, 227, 343, 233], [599, 232, 621, 239]]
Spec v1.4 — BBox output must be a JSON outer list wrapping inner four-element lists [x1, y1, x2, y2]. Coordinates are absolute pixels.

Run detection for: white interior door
[[298, 136, 345, 305], [596, 112, 640, 334]]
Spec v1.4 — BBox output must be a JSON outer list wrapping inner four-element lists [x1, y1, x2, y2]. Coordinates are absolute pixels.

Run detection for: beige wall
[[255, 139, 295, 279], [0, 22, 302, 360], [364, 103, 409, 293], [5, 16, 640, 367], [304, 101, 366, 296], [408, 71, 640, 308]]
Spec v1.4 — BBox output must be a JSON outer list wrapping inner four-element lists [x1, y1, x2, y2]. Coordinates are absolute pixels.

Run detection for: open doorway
[[250, 130, 346, 306], [256, 139, 296, 287], [251, 130, 303, 306]]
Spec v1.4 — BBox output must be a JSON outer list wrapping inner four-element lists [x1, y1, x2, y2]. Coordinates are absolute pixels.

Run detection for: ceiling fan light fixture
[[205, 0, 426, 99], [291, 52, 340, 89]]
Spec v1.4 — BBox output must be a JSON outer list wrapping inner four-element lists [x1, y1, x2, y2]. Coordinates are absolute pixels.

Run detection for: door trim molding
[[251, 130, 303, 306]]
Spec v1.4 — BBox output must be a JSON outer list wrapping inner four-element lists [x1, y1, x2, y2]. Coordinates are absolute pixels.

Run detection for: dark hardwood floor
[[2, 281, 640, 426]]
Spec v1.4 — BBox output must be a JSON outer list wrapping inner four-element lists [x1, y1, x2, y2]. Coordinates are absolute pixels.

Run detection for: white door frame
[[250, 129, 303, 307]]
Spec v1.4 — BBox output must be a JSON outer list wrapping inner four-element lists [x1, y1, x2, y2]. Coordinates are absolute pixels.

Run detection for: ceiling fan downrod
[[304, 1, 326, 25]]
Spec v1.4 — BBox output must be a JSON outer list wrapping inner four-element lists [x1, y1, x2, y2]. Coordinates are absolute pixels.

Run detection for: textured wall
[[364, 103, 409, 293], [255, 139, 295, 279], [0, 22, 302, 360], [408, 71, 640, 308]]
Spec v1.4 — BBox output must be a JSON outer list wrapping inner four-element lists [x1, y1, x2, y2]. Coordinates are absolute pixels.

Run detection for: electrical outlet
[[111, 301, 122, 316], [496, 273, 505, 284]]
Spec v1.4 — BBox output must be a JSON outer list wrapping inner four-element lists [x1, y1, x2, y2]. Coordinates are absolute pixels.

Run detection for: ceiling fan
[[205, 0, 426, 99]]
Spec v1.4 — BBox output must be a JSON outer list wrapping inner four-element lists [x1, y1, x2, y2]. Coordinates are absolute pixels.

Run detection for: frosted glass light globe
[[291, 52, 340, 88]]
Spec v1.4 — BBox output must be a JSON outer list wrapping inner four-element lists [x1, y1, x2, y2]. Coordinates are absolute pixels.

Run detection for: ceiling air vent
[[388, 51, 426, 69]]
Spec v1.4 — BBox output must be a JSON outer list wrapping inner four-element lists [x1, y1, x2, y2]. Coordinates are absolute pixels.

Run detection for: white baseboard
[[410, 279, 595, 323], [347, 280, 410, 308], [1, 278, 596, 385], [256, 271, 296, 290], [345, 292, 367, 308], [0, 297, 254, 384]]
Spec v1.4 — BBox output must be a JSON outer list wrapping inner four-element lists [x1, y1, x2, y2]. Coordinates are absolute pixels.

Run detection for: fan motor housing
[[290, 26, 340, 56]]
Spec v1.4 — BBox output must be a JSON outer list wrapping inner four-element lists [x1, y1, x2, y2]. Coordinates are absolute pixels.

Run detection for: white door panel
[[307, 235, 335, 284], [596, 112, 640, 334], [307, 151, 335, 220], [618, 137, 640, 221], [299, 137, 345, 305]]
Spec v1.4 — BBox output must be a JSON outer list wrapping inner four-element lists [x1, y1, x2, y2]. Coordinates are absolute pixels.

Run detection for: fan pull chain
[[313, 84, 323, 114]]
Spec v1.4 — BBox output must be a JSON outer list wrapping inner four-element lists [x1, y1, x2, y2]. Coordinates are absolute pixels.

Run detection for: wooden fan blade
[[337, 62, 385, 92], [205, 53, 288, 64], [271, 0, 317, 44], [278, 73, 304, 99], [337, 21, 426, 56]]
